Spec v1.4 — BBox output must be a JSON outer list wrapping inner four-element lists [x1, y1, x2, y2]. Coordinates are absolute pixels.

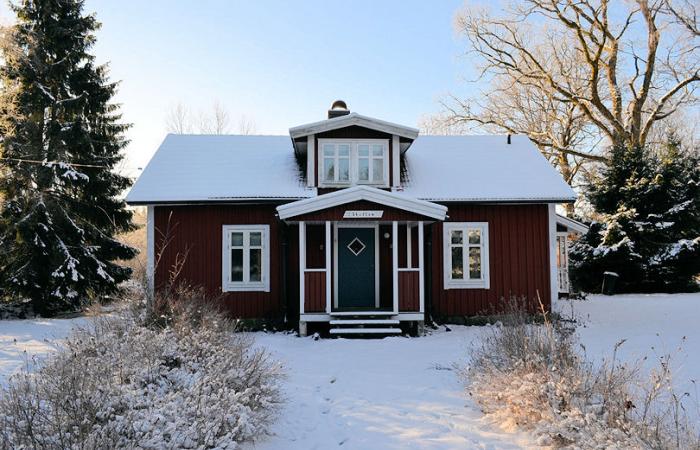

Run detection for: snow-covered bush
[[0, 293, 283, 449], [466, 301, 699, 448]]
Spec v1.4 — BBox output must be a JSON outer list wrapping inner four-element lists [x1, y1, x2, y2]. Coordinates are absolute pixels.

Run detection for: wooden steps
[[329, 315, 403, 337]]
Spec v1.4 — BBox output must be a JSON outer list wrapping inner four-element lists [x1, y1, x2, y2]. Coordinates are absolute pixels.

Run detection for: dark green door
[[337, 227, 376, 308]]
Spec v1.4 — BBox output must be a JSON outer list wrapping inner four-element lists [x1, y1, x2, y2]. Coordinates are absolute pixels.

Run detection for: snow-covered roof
[[556, 214, 589, 234], [126, 135, 312, 204], [126, 133, 575, 204], [399, 135, 575, 202], [289, 112, 419, 140]]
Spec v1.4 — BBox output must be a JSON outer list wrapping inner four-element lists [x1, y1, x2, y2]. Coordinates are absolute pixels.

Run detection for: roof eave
[[289, 113, 419, 140]]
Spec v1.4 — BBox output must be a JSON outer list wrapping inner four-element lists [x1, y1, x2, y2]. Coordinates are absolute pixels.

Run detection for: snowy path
[[0, 317, 86, 386], [247, 327, 535, 450]]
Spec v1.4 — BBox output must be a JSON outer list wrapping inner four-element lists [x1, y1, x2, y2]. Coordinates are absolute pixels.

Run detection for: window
[[443, 222, 489, 289], [222, 225, 270, 292], [318, 139, 388, 187]]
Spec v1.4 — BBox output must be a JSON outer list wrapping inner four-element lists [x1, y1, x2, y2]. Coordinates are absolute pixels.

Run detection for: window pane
[[450, 230, 463, 245], [324, 158, 335, 181], [358, 144, 369, 157], [372, 158, 383, 182], [231, 249, 243, 282], [249, 232, 261, 247], [451, 247, 463, 279], [469, 247, 481, 279], [231, 232, 243, 247], [249, 248, 262, 282], [323, 145, 334, 157], [338, 158, 350, 181], [468, 229, 481, 244], [338, 144, 350, 157], [358, 158, 369, 181], [372, 145, 383, 156]]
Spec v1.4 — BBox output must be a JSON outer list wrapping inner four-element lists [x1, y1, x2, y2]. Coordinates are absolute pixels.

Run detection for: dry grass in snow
[[466, 298, 700, 449]]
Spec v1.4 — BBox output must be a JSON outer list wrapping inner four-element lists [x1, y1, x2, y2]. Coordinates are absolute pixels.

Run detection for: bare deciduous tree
[[165, 103, 192, 134], [165, 102, 256, 135], [451, 0, 700, 151], [664, 0, 699, 36]]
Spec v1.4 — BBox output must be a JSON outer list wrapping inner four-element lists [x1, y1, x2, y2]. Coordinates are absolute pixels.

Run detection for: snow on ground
[[0, 317, 86, 386], [564, 293, 700, 413], [1, 293, 698, 449], [247, 327, 535, 450]]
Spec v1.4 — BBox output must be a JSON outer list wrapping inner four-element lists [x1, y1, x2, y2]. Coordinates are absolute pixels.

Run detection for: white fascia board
[[289, 113, 419, 140], [556, 214, 589, 234], [276, 185, 447, 220]]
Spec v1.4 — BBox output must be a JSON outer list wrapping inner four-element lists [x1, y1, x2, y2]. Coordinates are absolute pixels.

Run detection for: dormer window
[[318, 139, 389, 187]]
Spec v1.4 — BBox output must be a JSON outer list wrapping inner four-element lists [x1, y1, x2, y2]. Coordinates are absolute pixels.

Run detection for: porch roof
[[276, 185, 448, 221], [556, 214, 589, 234]]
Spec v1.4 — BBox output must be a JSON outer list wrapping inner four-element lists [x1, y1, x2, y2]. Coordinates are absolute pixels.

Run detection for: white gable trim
[[276, 185, 447, 221], [289, 113, 419, 140], [556, 214, 589, 234]]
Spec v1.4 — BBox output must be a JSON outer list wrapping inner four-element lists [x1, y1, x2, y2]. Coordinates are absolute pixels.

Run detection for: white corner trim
[[392, 221, 399, 314], [325, 220, 332, 314], [146, 205, 155, 296], [307, 135, 315, 187], [418, 221, 425, 313], [392, 135, 400, 188], [289, 113, 419, 140], [548, 204, 558, 310], [299, 221, 306, 314], [276, 185, 448, 221]]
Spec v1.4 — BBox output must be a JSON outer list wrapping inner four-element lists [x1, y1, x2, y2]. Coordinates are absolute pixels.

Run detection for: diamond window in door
[[347, 237, 366, 256]]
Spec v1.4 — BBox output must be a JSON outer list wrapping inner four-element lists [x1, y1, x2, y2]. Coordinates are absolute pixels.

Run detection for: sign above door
[[343, 210, 384, 219]]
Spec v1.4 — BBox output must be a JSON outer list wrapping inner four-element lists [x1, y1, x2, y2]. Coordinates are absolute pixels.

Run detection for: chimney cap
[[328, 100, 351, 119]]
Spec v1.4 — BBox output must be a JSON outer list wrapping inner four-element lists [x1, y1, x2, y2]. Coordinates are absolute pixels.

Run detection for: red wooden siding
[[304, 271, 326, 312], [431, 204, 551, 317], [398, 271, 420, 312], [292, 200, 433, 222], [153, 205, 283, 319]]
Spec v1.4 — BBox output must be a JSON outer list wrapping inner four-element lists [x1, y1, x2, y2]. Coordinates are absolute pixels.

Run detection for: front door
[[337, 227, 376, 308]]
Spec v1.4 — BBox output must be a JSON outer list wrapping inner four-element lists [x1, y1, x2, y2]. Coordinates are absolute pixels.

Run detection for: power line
[[0, 157, 109, 169]]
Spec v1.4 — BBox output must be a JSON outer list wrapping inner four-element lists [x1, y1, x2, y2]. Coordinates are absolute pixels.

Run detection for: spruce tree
[[570, 139, 700, 293], [0, 0, 136, 315]]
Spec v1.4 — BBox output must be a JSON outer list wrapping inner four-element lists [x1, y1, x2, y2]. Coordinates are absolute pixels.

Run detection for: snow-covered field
[[0, 316, 86, 387], [1, 293, 698, 449]]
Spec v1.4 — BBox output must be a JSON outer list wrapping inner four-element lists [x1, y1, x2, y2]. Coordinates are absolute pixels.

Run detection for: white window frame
[[222, 224, 270, 292], [443, 222, 490, 289], [317, 139, 390, 188]]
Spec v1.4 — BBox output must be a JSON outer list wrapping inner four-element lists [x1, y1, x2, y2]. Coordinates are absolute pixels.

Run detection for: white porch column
[[325, 220, 332, 314], [406, 223, 412, 268], [392, 220, 399, 313], [418, 221, 425, 313], [299, 221, 306, 315]]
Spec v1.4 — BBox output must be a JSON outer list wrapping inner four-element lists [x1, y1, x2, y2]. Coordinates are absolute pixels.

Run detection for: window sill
[[444, 281, 490, 290], [222, 284, 270, 293]]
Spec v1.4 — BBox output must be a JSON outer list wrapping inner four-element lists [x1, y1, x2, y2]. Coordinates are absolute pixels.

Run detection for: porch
[[276, 186, 448, 335]]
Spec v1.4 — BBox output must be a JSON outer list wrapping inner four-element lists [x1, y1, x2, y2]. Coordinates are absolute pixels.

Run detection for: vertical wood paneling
[[154, 205, 283, 319], [398, 271, 420, 311], [304, 271, 326, 312], [431, 204, 551, 317]]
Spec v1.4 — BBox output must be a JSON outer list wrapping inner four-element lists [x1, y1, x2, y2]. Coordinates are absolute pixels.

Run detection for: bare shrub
[[0, 292, 283, 449], [466, 295, 699, 448]]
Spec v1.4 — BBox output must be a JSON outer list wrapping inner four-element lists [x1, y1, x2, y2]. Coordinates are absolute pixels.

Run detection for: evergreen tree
[[570, 139, 700, 293], [0, 0, 136, 315]]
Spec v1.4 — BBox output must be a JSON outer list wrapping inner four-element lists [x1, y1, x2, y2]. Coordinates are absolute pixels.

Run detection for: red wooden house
[[127, 101, 577, 336]]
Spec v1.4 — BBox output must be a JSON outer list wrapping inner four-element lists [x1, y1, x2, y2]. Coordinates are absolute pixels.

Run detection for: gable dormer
[[290, 101, 419, 190]]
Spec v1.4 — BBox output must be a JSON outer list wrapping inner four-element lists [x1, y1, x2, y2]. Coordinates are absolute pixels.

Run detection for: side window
[[443, 222, 489, 289], [222, 225, 270, 292]]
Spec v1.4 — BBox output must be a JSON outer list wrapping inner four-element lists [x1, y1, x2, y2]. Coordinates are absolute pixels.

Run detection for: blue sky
[[2, 0, 475, 177]]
